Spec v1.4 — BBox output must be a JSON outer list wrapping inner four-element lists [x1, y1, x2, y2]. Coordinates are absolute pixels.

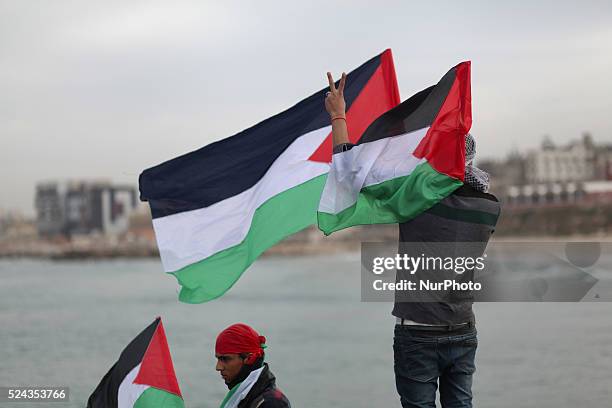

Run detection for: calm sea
[[1, 254, 611, 407]]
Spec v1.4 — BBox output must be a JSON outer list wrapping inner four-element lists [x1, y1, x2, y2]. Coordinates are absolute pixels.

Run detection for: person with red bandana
[[215, 323, 291, 408]]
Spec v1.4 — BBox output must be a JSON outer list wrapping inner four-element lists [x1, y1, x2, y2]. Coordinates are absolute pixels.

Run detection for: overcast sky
[[2, 0, 611, 214]]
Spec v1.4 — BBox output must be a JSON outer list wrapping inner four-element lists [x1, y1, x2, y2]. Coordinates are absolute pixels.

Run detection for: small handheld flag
[[317, 62, 472, 234], [87, 317, 184, 408]]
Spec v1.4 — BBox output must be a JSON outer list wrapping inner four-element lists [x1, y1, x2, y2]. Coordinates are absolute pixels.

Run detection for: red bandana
[[215, 323, 266, 358]]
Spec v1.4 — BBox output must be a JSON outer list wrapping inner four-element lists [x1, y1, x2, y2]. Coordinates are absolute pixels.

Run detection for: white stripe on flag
[[221, 366, 264, 408], [118, 364, 149, 408], [318, 127, 429, 214], [152, 126, 331, 272]]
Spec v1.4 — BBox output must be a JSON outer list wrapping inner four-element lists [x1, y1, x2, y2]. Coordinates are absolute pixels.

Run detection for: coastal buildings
[[35, 181, 138, 238], [525, 133, 596, 184], [479, 133, 612, 208], [0, 211, 37, 240], [2, 131, 608, 251]]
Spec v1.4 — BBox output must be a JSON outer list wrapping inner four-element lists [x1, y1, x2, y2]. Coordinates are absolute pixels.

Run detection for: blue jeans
[[394, 325, 478, 408]]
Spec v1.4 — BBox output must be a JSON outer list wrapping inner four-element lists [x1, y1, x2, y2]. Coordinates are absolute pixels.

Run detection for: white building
[[525, 134, 595, 184]]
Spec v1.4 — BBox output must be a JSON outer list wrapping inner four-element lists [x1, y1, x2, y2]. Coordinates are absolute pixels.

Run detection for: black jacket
[[237, 364, 291, 408], [394, 184, 501, 324]]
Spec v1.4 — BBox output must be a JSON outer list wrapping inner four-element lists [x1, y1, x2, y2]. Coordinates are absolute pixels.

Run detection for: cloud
[[1, 1, 611, 213], [60, 2, 231, 51]]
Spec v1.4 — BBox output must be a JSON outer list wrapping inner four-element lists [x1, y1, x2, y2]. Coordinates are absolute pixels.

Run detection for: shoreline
[[2, 233, 612, 261]]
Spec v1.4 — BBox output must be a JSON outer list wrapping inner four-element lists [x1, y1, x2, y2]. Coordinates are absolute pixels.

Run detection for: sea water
[[0, 255, 611, 407]]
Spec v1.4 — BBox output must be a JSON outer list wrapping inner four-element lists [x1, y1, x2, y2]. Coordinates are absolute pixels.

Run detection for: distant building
[[525, 133, 596, 184], [35, 183, 66, 236], [594, 144, 612, 180], [35, 181, 138, 238], [0, 211, 37, 240], [478, 132, 612, 208], [503, 180, 612, 207]]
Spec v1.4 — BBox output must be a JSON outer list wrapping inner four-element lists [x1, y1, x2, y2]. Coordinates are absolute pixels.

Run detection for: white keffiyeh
[[464, 133, 490, 193]]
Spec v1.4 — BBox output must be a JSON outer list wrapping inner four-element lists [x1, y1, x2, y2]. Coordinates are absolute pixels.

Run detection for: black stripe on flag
[[87, 318, 160, 408], [139, 52, 384, 219], [357, 65, 457, 145]]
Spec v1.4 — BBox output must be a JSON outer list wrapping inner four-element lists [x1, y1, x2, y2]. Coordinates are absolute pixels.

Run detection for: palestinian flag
[[139, 49, 400, 303], [317, 62, 471, 234], [87, 317, 184, 408]]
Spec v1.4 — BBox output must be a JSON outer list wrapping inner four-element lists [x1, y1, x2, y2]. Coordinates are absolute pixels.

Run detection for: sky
[[2, 0, 611, 214]]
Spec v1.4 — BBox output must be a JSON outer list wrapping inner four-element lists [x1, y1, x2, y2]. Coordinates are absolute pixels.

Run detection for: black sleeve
[[332, 142, 355, 154], [258, 389, 291, 408]]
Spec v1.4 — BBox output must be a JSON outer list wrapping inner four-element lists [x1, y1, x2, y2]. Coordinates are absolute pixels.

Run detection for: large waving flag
[[139, 49, 400, 303], [87, 317, 184, 408], [317, 62, 471, 234]]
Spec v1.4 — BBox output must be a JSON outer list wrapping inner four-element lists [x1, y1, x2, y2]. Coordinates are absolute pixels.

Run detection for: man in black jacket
[[326, 71, 500, 408], [215, 323, 290, 408]]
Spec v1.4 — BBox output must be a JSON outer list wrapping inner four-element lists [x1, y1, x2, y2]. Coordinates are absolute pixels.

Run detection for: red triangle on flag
[[413, 61, 471, 180], [308, 49, 401, 163], [134, 318, 183, 398]]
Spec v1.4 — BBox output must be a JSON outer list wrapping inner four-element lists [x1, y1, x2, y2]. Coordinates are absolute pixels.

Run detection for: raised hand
[[325, 72, 347, 118]]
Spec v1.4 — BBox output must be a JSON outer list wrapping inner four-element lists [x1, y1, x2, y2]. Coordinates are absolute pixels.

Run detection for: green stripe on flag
[[171, 174, 328, 303], [317, 162, 462, 235], [134, 388, 184, 408], [219, 382, 241, 408]]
